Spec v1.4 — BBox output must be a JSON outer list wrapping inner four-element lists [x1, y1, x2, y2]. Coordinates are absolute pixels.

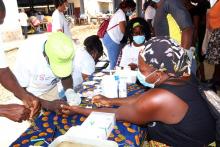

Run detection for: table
[[10, 81, 146, 147]]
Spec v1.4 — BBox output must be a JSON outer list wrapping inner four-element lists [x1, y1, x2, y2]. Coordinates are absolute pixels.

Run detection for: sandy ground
[[0, 24, 99, 147]]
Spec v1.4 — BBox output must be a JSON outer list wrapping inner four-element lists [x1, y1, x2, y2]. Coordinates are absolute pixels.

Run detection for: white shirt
[[13, 37, 59, 96], [18, 12, 28, 26], [107, 9, 126, 44], [144, 6, 156, 24], [119, 43, 145, 68], [72, 48, 95, 88], [0, 37, 7, 68], [52, 9, 72, 38]]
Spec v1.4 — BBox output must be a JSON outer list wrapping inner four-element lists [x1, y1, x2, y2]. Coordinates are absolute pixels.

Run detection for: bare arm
[[61, 76, 73, 91], [79, 89, 188, 125], [0, 104, 30, 122], [119, 21, 126, 34], [181, 27, 193, 49], [0, 68, 41, 119], [0, 68, 28, 101], [82, 73, 89, 81], [92, 94, 141, 107]]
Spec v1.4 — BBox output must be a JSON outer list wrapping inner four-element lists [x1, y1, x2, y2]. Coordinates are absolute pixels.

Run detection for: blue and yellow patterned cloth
[[10, 83, 146, 147]]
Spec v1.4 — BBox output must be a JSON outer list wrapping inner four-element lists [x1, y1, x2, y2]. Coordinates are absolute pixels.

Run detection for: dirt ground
[[0, 24, 99, 104]]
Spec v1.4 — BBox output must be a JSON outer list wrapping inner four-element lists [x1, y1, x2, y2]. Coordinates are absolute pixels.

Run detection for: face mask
[[137, 70, 159, 88], [126, 10, 133, 16], [152, 0, 160, 3], [133, 35, 145, 44]]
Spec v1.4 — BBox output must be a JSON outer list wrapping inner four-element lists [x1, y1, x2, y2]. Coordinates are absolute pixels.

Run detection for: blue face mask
[[137, 70, 159, 88], [126, 10, 133, 16], [133, 35, 145, 45], [152, 0, 160, 3]]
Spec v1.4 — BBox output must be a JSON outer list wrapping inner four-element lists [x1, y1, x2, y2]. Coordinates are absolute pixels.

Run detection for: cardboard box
[[81, 112, 115, 140]]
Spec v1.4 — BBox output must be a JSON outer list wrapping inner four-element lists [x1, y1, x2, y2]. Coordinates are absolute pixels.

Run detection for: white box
[[49, 126, 118, 147], [81, 112, 116, 140]]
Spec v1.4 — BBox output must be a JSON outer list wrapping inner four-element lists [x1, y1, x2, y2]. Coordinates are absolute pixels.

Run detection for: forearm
[[181, 27, 193, 49], [74, 107, 117, 116], [0, 68, 27, 101], [109, 94, 140, 106], [61, 76, 73, 91], [0, 105, 7, 117]]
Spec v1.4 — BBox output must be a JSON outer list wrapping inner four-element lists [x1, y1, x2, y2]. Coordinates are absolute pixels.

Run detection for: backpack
[[97, 18, 118, 38]]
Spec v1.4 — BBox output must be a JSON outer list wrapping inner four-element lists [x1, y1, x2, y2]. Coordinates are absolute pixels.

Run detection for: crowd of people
[[1, 0, 220, 146]]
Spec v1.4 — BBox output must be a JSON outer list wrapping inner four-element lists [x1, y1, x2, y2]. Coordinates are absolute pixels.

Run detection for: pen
[[31, 138, 45, 142]]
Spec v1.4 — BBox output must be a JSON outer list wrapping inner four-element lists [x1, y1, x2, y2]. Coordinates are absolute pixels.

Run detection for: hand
[[128, 63, 138, 70], [42, 99, 68, 113], [3, 104, 31, 122], [61, 104, 78, 115], [22, 93, 41, 120], [92, 95, 111, 107]]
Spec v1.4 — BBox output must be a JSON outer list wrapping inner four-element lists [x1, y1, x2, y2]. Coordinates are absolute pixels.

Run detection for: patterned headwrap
[[140, 36, 191, 77]]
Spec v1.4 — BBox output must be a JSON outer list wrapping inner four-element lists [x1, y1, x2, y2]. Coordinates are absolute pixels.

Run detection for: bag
[[198, 83, 220, 147], [97, 18, 118, 38], [202, 28, 212, 55]]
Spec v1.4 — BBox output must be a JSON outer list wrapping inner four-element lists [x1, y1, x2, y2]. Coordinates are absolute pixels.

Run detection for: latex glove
[[65, 89, 81, 106]]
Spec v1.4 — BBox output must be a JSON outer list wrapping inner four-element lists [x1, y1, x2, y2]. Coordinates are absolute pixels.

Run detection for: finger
[[62, 109, 70, 114], [29, 100, 40, 119], [60, 104, 72, 110]]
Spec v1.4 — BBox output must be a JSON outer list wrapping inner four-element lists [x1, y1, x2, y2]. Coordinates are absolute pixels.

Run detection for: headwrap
[[140, 36, 191, 77]]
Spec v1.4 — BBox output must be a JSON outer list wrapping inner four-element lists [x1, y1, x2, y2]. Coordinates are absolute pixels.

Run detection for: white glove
[[65, 88, 81, 106], [184, 47, 195, 62]]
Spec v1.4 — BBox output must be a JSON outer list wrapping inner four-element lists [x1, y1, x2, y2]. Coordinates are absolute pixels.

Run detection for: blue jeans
[[191, 58, 197, 75], [103, 33, 122, 69]]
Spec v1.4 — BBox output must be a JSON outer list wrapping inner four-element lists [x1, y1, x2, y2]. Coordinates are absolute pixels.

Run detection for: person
[[205, 0, 220, 90], [152, 0, 197, 74], [144, 0, 157, 32], [152, 0, 193, 50], [18, 8, 28, 39], [102, 0, 136, 70], [13, 32, 75, 112], [119, 18, 151, 70], [52, 0, 72, 38], [61, 36, 216, 146], [72, 35, 103, 88], [0, 0, 40, 122]]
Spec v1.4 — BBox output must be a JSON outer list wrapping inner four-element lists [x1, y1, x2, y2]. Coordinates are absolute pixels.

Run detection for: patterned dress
[[206, 28, 220, 65]]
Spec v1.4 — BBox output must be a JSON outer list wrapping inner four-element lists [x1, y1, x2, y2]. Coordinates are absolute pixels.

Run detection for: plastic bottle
[[118, 77, 127, 98]]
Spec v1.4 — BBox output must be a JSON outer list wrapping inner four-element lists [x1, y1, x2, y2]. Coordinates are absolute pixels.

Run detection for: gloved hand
[[65, 89, 81, 106], [184, 46, 196, 62]]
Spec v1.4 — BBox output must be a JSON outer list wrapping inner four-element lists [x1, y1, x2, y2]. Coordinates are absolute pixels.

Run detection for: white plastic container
[[118, 77, 127, 98], [101, 75, 118, 98]]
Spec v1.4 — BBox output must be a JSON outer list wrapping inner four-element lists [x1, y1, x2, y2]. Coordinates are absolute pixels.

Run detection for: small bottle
[[118, 77, 127, 98]]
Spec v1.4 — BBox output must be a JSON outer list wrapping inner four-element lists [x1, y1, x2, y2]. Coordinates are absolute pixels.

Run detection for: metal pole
[[136, 0, 143, 17], [80, 0, 85, 14]]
